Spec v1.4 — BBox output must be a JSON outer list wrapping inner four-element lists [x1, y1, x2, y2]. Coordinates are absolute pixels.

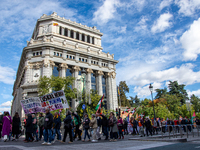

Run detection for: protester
[[90, 114, 98, 142], [82, 114, 90, 142], [138, 118, 145, 137], [96, 114, 102, 140], [42, 108, 53, 145], [130, 117, 138, 135], [174, 119, 179, 133], [38, 113, 44, 140], [52, 112, 62, 143], [167, 119, 174, 133], [101, 113, 108, 140], [12, 112, 20, 141], [161, 119, 166, 133], [109, 112, 118, 142], [32, 114, 39, 142], [2, 111, 12, 142], [0, 113, 3, 140], [73, 112, 81, 141], [144, 118, 152, 136], [117, 116, 124, 139], [24, 114, 34, 142], [62, 110, 73, 144], [123, 118, 128, 135]]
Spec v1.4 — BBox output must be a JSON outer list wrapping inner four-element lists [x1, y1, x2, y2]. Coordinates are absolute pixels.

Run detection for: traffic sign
[[82, 104, 86, 110]]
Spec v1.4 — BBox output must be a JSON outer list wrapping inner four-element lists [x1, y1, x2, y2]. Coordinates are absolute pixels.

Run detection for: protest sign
[[39, 90, 69, 112], [20, 97, 42, 114]]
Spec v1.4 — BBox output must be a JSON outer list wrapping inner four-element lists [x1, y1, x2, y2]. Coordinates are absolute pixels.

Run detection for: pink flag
[[193, 112, 196, 117]]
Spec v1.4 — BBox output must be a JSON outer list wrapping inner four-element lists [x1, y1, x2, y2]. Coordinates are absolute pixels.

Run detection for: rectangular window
[[33, 53, 35, 56], [97, 62, 98, 65], [87, 36, 90, 43], [70, 56, 72, 59], [54, 52, 56, 56], [82, 34, 85, 42], [59, 26, 62, 35], [82, 58, 84, 62], [57, 53, 59, 56], [76, 32, 79, 40], [64, 28, 68, 36], [92, 37, 94, 44], [71, 30, 74, 38], [40, 51, 42, 55], [66, 55, 68, 58], [36, 52, 39, 56], [94, 61, 95, 64]]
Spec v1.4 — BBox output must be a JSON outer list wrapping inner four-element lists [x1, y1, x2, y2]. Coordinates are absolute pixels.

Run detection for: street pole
[[149, 84, 156, 120]]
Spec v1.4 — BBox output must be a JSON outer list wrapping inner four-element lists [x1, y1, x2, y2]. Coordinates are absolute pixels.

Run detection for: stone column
[[59, 63, 68, 78], [94, 38, 97, 45], [72, 66, 81, 110], [74, 31, 76, 39], [85, 35, 87, 42], [110, 71, 118, 110], [86, 68, 93, 104], [43, 59, 54, 77], [62, 27, 65, 35], [79, 33, 82, 41], [68, 30, 71, 37], [97, 70, 104, 96], [90, 37, 92, 44], [105, 72, 113, 110]]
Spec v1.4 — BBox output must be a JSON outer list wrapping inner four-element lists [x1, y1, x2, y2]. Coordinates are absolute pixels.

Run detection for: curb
[[128, 138, 187, 142]]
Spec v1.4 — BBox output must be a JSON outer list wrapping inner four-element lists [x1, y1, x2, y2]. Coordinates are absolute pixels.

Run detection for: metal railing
[[160, 124, 200, 139]]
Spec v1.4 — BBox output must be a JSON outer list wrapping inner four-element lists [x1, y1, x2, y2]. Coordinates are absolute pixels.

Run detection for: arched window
[[91, 73, 96, 91]]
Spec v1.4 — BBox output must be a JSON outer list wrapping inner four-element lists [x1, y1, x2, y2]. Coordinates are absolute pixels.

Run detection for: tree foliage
[[119, 81, 130, 107]]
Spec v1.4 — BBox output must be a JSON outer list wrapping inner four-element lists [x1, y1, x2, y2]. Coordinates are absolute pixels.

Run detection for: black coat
[[144, 120, 152, 129], [101, 115, 108, 127], [84, 117, 90, 129], [53, 116, 61, 129], [12, 116, 20, 134], [63, 115, 72, 128], [26, 116, 33, 133], [44, 112, 53, 129], [97, 117, 102, 127]]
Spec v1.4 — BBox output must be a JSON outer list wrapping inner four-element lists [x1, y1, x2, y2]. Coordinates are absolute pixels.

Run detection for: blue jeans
[[110, 132, 117, 139], [43, 129, 52, 143], [52, 128, 61, 140], [33, 128, 39, 140], [72, 128, 74, 138], [84, 129, 90, 140]]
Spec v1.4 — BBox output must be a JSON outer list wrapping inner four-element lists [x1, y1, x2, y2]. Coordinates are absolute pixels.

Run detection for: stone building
[[11, 12, 118, 117]]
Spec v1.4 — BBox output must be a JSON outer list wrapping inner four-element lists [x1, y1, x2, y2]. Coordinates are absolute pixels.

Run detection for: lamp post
[[79, 68, 87, 116], [186, 98, 192, 120], [149, 83, 156, 120]]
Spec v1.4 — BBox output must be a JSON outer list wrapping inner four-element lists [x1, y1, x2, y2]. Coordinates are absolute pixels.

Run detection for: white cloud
[[0, 107, 11, 113], [159, 0, 173, 11], [187, 89, 200, 97], [175, 0, 200, 16], [134, 82, 163, 98], [0, 0, 76, 43], [118, 26, 127, 33], [0, 65, 15, 84], [180, 18, 200, 61], [134, 16, 148, 32], [93, 0, 120, 25], [0, 101, 12, 107], [151, 13, 173, 33]]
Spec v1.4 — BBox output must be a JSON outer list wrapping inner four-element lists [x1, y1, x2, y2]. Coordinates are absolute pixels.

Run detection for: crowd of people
[[0, 109, 199, 145]]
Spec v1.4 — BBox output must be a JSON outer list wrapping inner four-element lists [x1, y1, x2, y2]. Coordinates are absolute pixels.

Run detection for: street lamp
[[81, 68, 87, 116], [186, 98, 192, 120], [149, 83, 156, 120]]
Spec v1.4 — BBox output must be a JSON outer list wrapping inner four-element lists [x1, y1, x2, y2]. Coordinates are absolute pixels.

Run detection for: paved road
[[0, 135, 200, 150]]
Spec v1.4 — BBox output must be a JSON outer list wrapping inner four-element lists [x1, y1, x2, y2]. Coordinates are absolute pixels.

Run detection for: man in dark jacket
[[24, 114, 34, 142], [96, 114, 102, 140], [101, 114, 108, 140], [144, 118, 152, 136], [42, 108, 53, 145], [52, 112, 61, 143]]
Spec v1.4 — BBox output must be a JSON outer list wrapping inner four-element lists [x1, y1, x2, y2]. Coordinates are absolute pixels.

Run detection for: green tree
[[130, 95, 140, 107], [141, 98, 151, 106], [119, 81, 130, 107], [190, 94, 200, 113], [155, 87, 167, 99], [168, 81, 188, 104]]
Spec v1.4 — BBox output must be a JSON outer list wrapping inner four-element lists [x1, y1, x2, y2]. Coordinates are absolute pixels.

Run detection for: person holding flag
[[95, 95, 104, 114]]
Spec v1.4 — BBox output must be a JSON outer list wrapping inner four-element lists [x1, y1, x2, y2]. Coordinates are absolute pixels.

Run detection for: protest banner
[[20, 97, 42, 114], [39, 90, 69, 112]]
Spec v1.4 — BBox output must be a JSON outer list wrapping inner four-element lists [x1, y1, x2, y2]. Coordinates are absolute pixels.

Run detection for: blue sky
[[1, 0, 200, 112]]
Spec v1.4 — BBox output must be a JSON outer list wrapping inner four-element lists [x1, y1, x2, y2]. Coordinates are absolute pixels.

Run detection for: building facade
[[11, 12, 118, 117]]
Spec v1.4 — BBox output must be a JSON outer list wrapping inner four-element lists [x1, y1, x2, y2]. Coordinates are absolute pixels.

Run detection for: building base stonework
[[11, 12, 118, 117]]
